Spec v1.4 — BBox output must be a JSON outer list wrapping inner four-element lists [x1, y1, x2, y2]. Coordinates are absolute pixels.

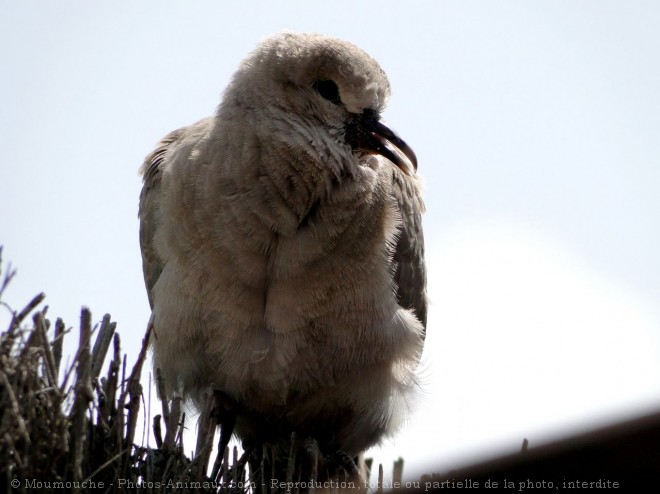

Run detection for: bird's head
[[221, 32, 417, 176]]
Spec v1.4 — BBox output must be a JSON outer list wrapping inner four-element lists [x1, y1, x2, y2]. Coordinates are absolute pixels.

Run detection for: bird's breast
[[155, 151, 421, 404]]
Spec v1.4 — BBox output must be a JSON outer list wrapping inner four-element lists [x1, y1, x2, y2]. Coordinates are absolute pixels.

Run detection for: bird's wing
[[139, 118, 215, 309], [391, 171, 427, 333], [138, 127, 189, 309]]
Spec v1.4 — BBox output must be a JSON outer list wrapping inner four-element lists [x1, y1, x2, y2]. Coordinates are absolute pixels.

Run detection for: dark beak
[[345, 109, 418, 175]]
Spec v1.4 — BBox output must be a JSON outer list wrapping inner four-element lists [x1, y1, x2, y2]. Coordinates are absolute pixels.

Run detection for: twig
[[34, 311, 58, 388], [120, 324, 151, 465], [52, 318, 65, 378], [153, 414, 163, 449], [91, 314, 116, 380], [194, 389, 218, 481], [0, 246, 16, 300], [70, 307, 93, 488], [377, 464, 384, 494], [8, 292, 46, 334], [305, 438, 319, 492], [0, 370, 31, 446], [393, 457, 404, 490]]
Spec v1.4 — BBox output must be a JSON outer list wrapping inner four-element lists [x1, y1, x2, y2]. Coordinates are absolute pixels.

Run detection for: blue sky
[[2, 0, 659, 479]]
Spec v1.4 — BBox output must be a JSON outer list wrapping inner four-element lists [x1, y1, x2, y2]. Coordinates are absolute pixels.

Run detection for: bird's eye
[[312, 80, 341, 105]]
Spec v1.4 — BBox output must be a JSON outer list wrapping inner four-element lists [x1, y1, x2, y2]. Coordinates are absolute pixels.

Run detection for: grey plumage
[[139, 32, 426, 458]]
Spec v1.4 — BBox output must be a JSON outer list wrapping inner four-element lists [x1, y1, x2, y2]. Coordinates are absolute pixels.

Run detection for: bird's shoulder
[[139, 117, 215, 192]]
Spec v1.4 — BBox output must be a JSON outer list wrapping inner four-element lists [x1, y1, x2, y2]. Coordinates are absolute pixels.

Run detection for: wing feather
[[138, 127, 188, 309], [391, 172, 427, 333]]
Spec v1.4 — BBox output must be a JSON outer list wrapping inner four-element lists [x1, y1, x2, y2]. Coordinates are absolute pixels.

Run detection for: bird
[[138, 31, 426, 477]]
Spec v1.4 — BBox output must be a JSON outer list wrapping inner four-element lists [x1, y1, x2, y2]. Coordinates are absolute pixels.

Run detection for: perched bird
[[139, 32, 426, 468]]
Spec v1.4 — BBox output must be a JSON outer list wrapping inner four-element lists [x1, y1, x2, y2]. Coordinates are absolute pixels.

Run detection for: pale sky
[[2, 0, 659, 480]]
